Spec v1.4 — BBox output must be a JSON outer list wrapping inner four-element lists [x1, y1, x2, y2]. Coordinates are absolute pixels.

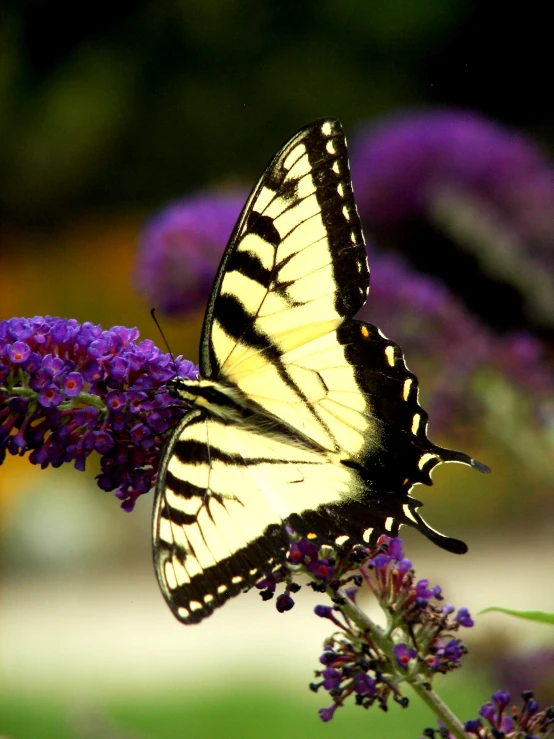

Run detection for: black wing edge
[[158, 522, 290, 625]]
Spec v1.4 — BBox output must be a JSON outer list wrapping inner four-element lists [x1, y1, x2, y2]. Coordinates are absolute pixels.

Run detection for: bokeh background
[[1, 2, 553, 737]]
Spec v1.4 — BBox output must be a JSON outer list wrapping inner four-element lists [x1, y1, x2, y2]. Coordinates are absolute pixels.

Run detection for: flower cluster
[[135, 191, 246, 315], [422, 690, 554, 738], [351, 109, 554, 284], [0, 316, 196, 510], [351, 110, 553, 234], [304, 537, 473, 722], [255, 536, 337, 613], [255, 535, 474, 723]]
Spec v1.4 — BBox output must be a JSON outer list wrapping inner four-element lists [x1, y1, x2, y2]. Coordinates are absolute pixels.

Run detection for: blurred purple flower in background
[[135, 191, 246, 315], [351, 110, 550, 231], [350, 109, 554, 338], [492, 647, 554, 706]]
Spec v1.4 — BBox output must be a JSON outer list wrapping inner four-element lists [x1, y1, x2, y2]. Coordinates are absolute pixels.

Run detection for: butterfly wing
[[153, 118, 489, 624], [200, 119, 370, 453], [153, 408, 360, 623]]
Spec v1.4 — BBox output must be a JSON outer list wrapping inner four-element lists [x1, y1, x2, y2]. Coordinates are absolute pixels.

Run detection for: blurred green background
[[1, 2, 553, 737]]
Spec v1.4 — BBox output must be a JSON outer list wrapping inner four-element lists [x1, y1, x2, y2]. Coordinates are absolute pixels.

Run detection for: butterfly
[[153, 118, 489, 624]]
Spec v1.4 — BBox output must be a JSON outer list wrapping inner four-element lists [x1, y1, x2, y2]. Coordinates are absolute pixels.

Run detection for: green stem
[[336, 588, 469, 739], [335, 587, 389, 653], [410, 677, 469, 739]]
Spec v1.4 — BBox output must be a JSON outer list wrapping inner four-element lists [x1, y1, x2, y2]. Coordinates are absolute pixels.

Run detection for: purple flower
[[442, 639, 464, 663], [491, 689, 511, 710], [479, 701, 496, 723], [351, 110, 554, 335], [314, 605, 334, 619], [318, 704, 337, 722], [322, 668, 342, 690], [8, 341, 31, 363], [415, 579, 435, 600], [454, 607, 474, 628], [287, 538, 321, 565], [38, 385, 64, 408], [388, 538, 404, 560], [135, 191, 247, 316], [352, 110, 549, 228], [370, 552, 392, 571], [463, 718, 483, 736], [63, 372, 84, 396], [319, 648, 337, 665], [393, 643, 417, 669], [275, 593, 295, 612], [0, 316, 197, 510], [306, 558, 335, 581], [395, 558, 412, 576]]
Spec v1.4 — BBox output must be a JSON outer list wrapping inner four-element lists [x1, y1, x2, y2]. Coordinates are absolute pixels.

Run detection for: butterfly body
[[153, 118, 489, 625]]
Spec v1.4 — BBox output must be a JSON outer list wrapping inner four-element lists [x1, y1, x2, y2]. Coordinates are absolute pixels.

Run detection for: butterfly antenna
[[151, 308, 176, 363], [150, 309, 187, 408]]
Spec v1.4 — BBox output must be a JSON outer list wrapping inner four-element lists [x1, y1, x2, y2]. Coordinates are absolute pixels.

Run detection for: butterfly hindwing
[[153, 408, 364, 624]]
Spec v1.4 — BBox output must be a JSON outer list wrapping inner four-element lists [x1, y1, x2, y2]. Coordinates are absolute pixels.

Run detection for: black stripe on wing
[[171, 433, 322, 467], [164, 470, 207, 501], [227, 247, 274, 287], [246, 211, 281, 246]]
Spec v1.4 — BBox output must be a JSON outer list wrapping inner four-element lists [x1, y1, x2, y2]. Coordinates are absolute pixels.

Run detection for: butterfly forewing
[[200, 118, 375, 456]]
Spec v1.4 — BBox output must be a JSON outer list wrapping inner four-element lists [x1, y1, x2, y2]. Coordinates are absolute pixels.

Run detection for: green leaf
[[479, 607, 554, 625]]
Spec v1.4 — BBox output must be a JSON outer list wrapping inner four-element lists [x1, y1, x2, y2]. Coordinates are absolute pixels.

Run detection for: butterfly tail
[[433, 445, 491, 475], [395, 496, 469, 554]]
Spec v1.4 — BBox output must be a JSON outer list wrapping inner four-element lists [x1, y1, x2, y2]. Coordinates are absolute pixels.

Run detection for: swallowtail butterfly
[[153, 119, 489, 624]]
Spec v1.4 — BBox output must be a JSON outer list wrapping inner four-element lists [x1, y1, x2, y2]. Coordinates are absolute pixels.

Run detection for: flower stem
[[335, 587, 389, 652], [410, 676, 469, 739]]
